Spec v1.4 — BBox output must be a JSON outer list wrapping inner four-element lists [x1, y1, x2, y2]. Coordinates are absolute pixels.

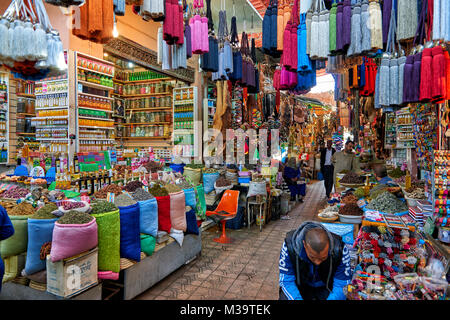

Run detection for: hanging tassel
[[310, 10, 319, 59], [411, 52, 422, 102], [398, 56, 407, 105], [402, 55, 414, 103], [342, 0, 351, 51], [419, 48, 433, 102], [378, 58, 390, 106], [389, 58, 399, 106], [318, 2, 329, 59], [335, 1, 343, 52], [369, 0, 383, 50], [329, 2, 337, 54], [347, 2, 361, 57], [360, 0, 371, 53], [431, 45, 446, 101]]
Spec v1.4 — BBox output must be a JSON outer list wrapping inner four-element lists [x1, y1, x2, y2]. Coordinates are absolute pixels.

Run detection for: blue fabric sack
[[203, 172, 220, 194], [119, 203, 141, 262], [185, 209, 199, 235], [24, 218, 57, 275], [183, 188, 197, 208], [170, 163, 185, 174], [138, 198, 158, 237]]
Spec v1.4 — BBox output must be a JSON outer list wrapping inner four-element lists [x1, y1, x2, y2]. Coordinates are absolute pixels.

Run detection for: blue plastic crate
[[238, 177, 251, 184]]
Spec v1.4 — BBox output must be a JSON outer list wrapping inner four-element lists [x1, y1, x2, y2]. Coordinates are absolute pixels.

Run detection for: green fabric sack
[[183, 167, 202, 185], [195, 185, 206, 220], [2, 253, 26, 283], [140, 234, 156, 256], [0, 215, 32, 259], [91, 210, 120, 273]]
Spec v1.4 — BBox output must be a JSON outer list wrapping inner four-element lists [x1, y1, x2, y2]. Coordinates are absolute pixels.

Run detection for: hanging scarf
[[360, 0, 371, 53], [329, 1, 337, 54], [347, 0, 361, 57]]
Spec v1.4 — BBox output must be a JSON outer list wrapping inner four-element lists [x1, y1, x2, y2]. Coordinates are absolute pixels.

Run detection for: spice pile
[[31, 203, 58, 219], [131, 188, 154, 201], [144, 161, 163, 173], [215, 176, 232, 187], [164, 184, 182, 193], [62, 202, 86, 211], [394, 175, 421, 185], [404, 188, 426, 200], [319, 206, 339, 218], [1, 187, 29, 199], [91, 201, 118, 215], [9, 201, 35, 216], [176, 179, 193, 189], [0, 201, 16, 213], [185, 164, 204, 169], [114, 194, 137, 207], [203, 168, 217, 173], [354, 187, 368, 199], [94, 184, 123, 199], [58, 210, 94, 225], [148, 184, 169, 197], [339, 203, 363, 216], [339, 172, 365, 184], [114, 165, 127, 176], [388, 167, 406, 178], [369, 184, 389, 198], [366, 191, 408, 214], [341, 194, 358, 204], [124, 180, 144, 192]]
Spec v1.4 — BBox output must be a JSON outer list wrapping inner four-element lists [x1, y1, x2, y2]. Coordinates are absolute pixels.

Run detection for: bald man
[[279, 222, 352, 300]]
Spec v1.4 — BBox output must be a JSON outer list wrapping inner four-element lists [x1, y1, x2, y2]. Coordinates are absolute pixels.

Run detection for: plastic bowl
[[338, 213, 363, 224]]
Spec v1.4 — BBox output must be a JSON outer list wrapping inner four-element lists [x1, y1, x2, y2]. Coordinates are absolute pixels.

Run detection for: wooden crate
[[46, 247, 98, 298]]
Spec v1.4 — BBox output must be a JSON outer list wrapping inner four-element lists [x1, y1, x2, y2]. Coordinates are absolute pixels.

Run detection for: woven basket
[[12, 276, 29, 286], [120, 258, 136, 270], [29, 280, 47, 291]]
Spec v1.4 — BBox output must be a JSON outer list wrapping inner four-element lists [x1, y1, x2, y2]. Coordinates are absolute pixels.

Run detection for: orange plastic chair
[[205, 190, 240, 244]]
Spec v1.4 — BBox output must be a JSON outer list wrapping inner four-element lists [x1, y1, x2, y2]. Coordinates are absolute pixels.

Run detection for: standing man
[[320, 140, 336, 199], [331, 140, 361, 187]]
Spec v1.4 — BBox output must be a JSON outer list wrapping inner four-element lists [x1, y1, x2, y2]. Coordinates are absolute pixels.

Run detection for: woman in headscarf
[[283, 157, 304, 202]]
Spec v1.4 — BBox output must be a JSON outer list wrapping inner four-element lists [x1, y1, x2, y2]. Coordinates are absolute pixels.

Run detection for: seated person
[[283, 158, 304, 202], [373, 165, 397, 185], [279, 221, 352, 300]]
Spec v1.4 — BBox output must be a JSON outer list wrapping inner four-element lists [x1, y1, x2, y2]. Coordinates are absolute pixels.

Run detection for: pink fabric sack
[[201, 17, 209, 53], [50, 218, 98, 262], [169, 191, 187, 232]]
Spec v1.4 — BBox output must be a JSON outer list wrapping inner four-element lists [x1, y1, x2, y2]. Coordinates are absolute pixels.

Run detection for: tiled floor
[[135, 181, 328, 300]]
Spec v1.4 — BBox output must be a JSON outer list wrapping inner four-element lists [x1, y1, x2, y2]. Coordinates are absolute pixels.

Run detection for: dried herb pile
[[148, 184, 169, 197], [131, 188, 154, 201], [124, 180, 144, 193], [30, 203, 58, 219], [341, 194, 358, 204], [215, 177, 232, 187], [388, 167, 406, 178], [91, 201, 118, 215], [339, 172, 365, 184], [114, 193, 137, 207], [1, 187, 29, 199], [58, 210, 94, 225], [366, 191, 408, 214], [94, 184, 123, 199], [9, 201, 35, 216], [339, 203, 363, 216], [164, 184, 182, 193]]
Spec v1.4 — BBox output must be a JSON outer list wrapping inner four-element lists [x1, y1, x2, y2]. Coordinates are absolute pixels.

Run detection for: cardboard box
[[46, 247, 98, 298]]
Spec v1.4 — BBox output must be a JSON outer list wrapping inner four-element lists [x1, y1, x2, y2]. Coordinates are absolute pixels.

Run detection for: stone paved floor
[[135, 181, 328, 300]]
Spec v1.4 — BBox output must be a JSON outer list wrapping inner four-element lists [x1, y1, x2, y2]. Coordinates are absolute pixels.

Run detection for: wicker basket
[[29, 280, 47, 291]]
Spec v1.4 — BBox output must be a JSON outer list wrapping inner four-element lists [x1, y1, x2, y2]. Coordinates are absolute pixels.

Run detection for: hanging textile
[[335, 0, 343, 52], [72, 0, 114, 44], [262, 0, 274, 54], [114, 0, 126, 16], [431, 45, 446, 102], [318, 0, 330, 59], [397, 0, 418, 41], [309, 0, 320, 59], [201, 0, 218, 73], [140, 0, 164, 21], [306, 0, 313, 55], [190, 0, 208, 54], [277, 0, 285, 51], [270, 0, 279, 54], [382, 0, 392, 46], [185, 20, 192, 58], [288, 0, 300, 70], [298, 13, 312, 72], [342, 0, 351, 51]]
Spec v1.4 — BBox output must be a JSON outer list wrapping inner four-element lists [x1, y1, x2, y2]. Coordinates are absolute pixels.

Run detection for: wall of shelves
[[0, 73, 9, 163]]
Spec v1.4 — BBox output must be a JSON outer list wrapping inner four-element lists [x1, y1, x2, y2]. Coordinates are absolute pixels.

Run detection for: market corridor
[[135, 181, 327, 300]]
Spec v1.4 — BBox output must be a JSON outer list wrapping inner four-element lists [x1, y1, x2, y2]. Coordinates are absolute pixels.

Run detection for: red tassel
[[378, 258, 385, 265], [408, 238, 417, 246], [431, 46, 445, 101], [394, 236, 402, 243], [393, 247, 399, 254], [420, 48, 433, 102]]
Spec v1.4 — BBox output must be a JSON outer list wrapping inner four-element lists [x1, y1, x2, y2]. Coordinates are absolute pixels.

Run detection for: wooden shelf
[[78, 92, 114, 101], [16, 93, 35, 98], [78, 126, 115, 130], [78, 116, 114, 121], [17, 132, 35, 135], [78, 80, 113, 91], [78, 66, 114, 78], [35, 106, 69, 110], [120, 122, 171, 126], [36, 91, 67, 96], [17, 113, 36, 117], [125, 107, 172, 112], [76, 52, 116, 66], [78, 106, 113, 113], [112, 92, 171, 98], [120, 136, 171, 140], [113, 77, 171, 84]]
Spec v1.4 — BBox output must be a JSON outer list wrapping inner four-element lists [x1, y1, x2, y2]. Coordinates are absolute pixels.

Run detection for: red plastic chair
[[206, 190, 240, 244]]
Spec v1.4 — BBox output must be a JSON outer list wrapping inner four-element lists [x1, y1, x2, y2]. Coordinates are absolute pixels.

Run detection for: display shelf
[[78, 66, 113, 78], [17, 132, 35, 135], [125, 107, 172, 112], [78, 116, 115, 121], [17, 113, 36, 117], [78, 106, 113, 113], [120, 136, 170, 140], [0, 72, 9, 163], [79, 138, 115, 141], [78, 80, 113, 91], [121, 122, 170, 126], [31, 116, 68, 120], [78, 92, 114, 101], [36, 138, 69, 141], [78, 126, 115, 130], [112, 92, 171, 98], [16, 93, 35, 98], [35, 106, 69, 111], [113, 77, 171, 85]]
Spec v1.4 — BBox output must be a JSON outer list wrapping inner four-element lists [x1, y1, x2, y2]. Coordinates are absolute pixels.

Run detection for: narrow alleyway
[[135, 181, 328, 300]]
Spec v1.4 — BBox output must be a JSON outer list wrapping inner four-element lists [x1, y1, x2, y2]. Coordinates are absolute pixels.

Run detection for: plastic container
[[438, 226, 450, 243], [238, 177, 251, 184], [394, 273, 419, 292], [338, 213, 363, 224], [404, 195, 418, 207], [421, 277, 448, 299]]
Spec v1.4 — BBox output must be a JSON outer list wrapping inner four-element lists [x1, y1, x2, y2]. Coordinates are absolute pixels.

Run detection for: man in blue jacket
[[0, 205, 14, 292], [279, 221, 352, 300]]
